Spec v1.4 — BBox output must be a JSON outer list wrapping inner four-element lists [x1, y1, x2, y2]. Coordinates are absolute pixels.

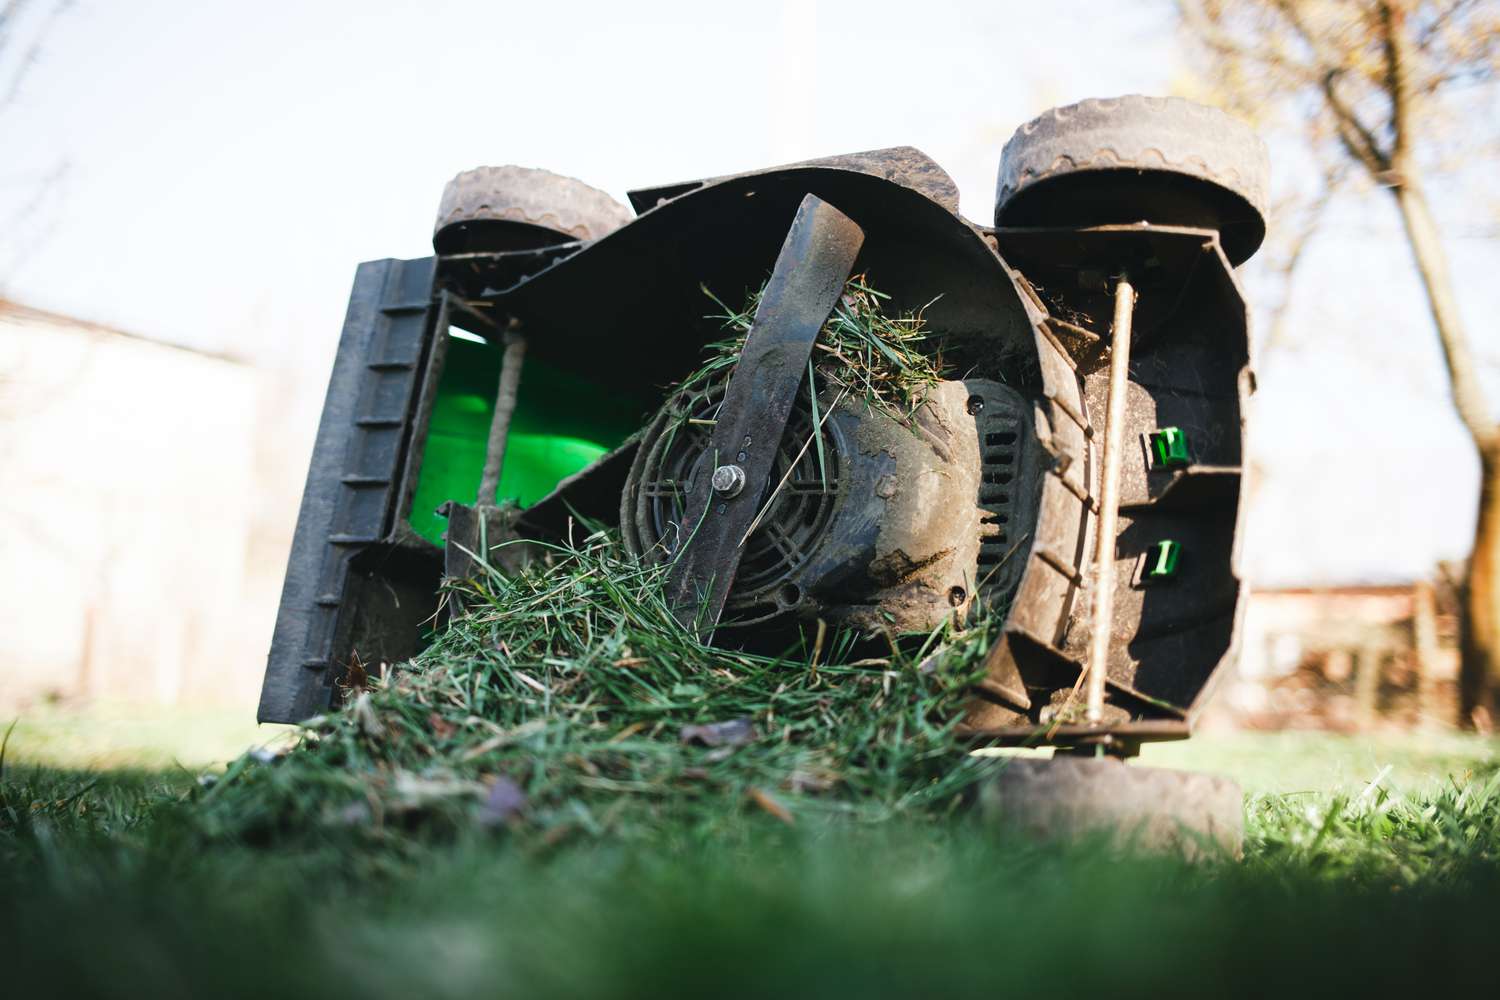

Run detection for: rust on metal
[[663, 193, 865, 635], [478, 327, 527, 505], [1086, 276, 1137, 725]]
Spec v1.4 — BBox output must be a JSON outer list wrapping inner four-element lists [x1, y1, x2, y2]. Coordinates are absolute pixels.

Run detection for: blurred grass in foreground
[[2, 726, 1498, 997]]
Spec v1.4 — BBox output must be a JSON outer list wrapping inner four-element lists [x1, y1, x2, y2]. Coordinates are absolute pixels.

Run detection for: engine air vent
[[967, 379, 1038, 610]]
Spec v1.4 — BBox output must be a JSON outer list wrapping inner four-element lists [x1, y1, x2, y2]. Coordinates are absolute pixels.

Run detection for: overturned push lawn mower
[[260, 95, 1266, 854]]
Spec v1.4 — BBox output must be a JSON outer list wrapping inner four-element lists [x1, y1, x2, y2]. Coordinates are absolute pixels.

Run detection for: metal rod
[[1086, 275, 1135, 725], [478, 326, 526, 505]]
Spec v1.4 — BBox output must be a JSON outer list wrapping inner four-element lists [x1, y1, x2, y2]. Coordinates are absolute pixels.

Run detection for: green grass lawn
[[1, 700, 296, 770], [2, 712, 1497, 998], [1142, 727, 1500, 794]]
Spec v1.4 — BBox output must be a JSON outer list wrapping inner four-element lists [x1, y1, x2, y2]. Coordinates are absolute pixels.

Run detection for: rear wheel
[[433, 165, 634, 255], [994, 95, 1269, 265]]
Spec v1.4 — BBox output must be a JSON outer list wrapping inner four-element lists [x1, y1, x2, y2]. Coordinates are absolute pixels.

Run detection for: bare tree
[[0, 0, 72, 292], [0, 1, 71, 103], [1176, 0, 1500, 725]]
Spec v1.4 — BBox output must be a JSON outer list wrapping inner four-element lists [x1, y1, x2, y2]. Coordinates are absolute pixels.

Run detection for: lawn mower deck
[[260, 96, 1266, 780]]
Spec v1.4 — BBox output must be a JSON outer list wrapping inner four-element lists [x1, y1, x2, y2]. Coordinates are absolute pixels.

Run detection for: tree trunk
[[1388, 181, 1492, 444], [1388, 177, 1500, 728], [1460, 441, 1500, 728]]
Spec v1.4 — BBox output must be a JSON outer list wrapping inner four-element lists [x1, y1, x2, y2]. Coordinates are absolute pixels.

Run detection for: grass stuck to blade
[[700, 274, 947, 425], [192, 528, 999, 845]]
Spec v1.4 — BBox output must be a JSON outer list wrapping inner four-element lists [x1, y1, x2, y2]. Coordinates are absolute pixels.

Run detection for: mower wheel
[[978, 754, 1243, 859], [433, 165, 634, 255], [994, 94, 1269, 264]]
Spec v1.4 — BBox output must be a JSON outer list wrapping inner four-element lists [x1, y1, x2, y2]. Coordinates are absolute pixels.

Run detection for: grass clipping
[[201, 278, 995, 843], [699, 275, 945, 424]]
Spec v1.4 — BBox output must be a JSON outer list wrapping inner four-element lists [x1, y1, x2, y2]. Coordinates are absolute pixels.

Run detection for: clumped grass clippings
[[194, 529, 998, 844], [700, 275, 946, 425]]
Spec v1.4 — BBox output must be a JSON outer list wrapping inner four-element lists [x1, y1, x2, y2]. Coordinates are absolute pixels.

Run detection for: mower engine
[[623, 363, 1037, 635]]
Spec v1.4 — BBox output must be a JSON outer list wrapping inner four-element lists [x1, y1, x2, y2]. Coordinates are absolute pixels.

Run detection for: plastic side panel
[[1061, 235, 1249, 716], [259, 257, 435, 724], [970, 266, 1093, 724]]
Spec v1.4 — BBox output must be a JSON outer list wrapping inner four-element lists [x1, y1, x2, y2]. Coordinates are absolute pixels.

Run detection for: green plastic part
[[406, 333, 655, 544], [1145, 539, 1181, 580], [1149, 426, 1190, 468]]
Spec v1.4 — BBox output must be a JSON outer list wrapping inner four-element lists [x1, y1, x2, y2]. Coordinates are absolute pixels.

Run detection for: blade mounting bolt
[[711, 464, 746, 497]]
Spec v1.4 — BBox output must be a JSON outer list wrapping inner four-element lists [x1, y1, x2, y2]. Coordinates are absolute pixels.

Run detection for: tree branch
[[1376, 0, 1497, 445], [0, 0, 70, 112], [1322, 69, 1395, 173], [1175, 0, 1315, 77], [1381, 0, 1413, 165]]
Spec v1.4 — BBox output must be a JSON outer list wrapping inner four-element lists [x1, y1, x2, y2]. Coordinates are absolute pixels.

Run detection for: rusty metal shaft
[[478, 328, 527, 505], [1087, 275, 1135, 725]]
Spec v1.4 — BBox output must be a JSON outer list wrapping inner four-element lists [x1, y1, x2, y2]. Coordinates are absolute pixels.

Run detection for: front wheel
[[978, 754, 1243, 859]]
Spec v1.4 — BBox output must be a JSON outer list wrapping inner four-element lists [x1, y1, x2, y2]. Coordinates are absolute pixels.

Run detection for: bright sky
[[2, 0, 1495, 587]]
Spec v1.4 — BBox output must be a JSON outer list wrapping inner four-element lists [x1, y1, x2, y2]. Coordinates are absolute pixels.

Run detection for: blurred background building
[[1214, 580, 1462, 732], [0, 299, 302, 708]]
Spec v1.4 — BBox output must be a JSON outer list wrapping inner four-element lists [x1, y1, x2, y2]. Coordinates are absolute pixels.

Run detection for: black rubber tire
[[978, 756, 1243, 859], [994, 95, 1269, 265], [433, 165, 634, 255]]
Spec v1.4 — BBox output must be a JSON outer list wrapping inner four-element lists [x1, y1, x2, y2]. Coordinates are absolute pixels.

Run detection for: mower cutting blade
[[665, 193, 864, 637]]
